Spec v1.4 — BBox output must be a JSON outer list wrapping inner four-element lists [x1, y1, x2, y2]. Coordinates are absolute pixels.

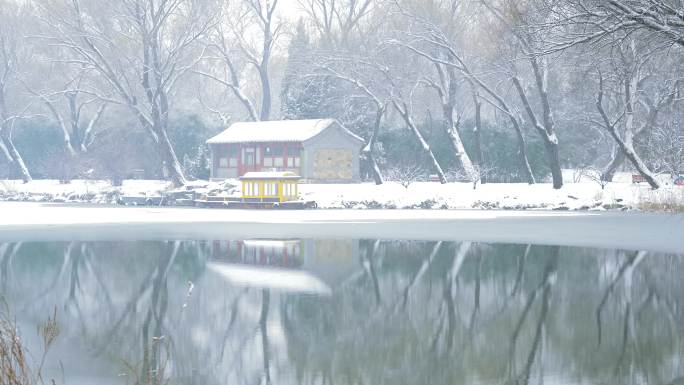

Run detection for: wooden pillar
[[237, 144, 243, 176], [283, 144, 289, 168]]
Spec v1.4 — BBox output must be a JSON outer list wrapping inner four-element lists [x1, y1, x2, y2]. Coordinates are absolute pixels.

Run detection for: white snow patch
[[0, 179, 173, 203], [298, 181, 662, 210]]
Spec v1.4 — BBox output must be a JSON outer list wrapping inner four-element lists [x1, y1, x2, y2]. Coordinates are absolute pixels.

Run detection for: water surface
[[1, 239, 683, 385]]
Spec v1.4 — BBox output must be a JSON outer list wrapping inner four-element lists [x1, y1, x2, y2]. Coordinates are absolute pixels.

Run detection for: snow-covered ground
[[0, 179, 174, 203], [300, 181, 663, 210], [1, 176, 683, 211]]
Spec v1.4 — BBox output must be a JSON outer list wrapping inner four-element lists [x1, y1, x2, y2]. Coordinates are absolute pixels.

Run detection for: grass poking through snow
[[636, 188, 684, 213]]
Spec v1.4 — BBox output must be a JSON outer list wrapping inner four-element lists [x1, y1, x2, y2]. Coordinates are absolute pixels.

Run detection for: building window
[[282, 182, 297, 198], [227, 146, 238, 167], [245, 182, 260, 196], [243, 147, 255, 166], [264, 146, 284, 168], [219, 157, 229, 168], [288, 147, 300, 168], [264, 182, 278, 196], [264, 146, 273, 167]]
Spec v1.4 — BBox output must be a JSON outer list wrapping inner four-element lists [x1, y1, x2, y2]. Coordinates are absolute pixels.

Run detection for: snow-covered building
[[206, 119, 364, 182]]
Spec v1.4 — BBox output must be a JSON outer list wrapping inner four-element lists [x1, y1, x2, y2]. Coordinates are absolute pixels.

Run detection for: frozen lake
[[1, 202, 684, 252], [1, 238, 683, 385], [1, 203, 684, 384]]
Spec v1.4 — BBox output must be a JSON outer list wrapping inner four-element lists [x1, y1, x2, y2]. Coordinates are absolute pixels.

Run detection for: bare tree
[[595, 71, 663, 189], [26, 68, 108, 157], [594, 39, 680, 184], [552, 1, 684, 52], [386, 163, 424, 188], [392, 95, 448, 184], [195, 28, 259, 122], [583, 33, 683, 189], [40, 0, 217, 186], [648, 120, 684, 177], [468, 80, 486, 182], [297, 0, 376, 48], [21, 63, 111, 181], [421, 64, 479, 183], [355, 39, 449, 183], [197, 0, 283, 122], [316, 63, 386, 183], [0, 0, 33, 182], [244, 0, 281, 121], [388, 2, 479, 183], [388, 15, 536, 184], [481, 0, 564, 189], [293, 2, 388, 183]]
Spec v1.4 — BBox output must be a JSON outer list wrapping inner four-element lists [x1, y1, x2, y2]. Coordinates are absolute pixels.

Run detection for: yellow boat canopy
[[240, 171, 301, 202]]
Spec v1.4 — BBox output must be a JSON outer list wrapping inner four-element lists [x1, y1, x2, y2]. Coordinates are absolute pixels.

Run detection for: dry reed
[[0, 304, 60, 385]]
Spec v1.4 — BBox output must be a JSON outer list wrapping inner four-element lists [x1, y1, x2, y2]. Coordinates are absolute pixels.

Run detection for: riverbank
[[1, 202, 683, 253], [2, 178, 683, 211]]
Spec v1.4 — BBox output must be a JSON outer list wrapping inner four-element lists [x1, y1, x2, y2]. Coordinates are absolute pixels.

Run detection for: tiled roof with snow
[[206, 119, 364, 144]]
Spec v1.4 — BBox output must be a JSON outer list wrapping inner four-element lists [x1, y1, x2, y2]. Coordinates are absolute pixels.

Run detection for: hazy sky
[[276, 0, 308, 21]]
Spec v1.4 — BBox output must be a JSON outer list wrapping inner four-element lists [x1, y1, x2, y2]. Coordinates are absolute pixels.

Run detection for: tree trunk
[[544, 139, 563, 189], [442, 68, 478, 183], [157, 128, 186, 187], [612, 131, 660, 189], [472, 94, 486, 183], [0, 87, 31, 182], [533, 63, 564, 190], [0, 128, 31, 183], [362, 106, 384, 184], [457, 64, 534, 184], [363, 151, 383, 185], [259, 16, 273, 122], [444, 109, 478, 183], [602, 144, 626, 182], [393, 100, 448, 184], [512, 121, 536, 184], [596, 78, 660, 189], [258, 66, 272, 121], [0, 140, 10, 163], [512, 76, 562, 189]]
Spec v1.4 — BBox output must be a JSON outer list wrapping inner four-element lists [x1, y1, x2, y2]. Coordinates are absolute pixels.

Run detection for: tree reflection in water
[[1, 239, 683, 385]]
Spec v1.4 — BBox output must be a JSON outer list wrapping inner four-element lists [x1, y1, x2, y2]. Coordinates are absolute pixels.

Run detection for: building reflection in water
[[208, 239, 359, 294]]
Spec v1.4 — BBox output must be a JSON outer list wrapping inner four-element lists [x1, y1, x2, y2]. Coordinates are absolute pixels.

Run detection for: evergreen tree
[[280, 22, 355, 121], [281, 20, 311, 119]]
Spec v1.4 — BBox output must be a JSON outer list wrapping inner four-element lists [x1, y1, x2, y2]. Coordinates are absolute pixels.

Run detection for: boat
[[194, 171, 317, 209]]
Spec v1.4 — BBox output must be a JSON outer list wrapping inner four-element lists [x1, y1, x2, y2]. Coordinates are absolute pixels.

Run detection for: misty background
[[0, 0, 682, 189]]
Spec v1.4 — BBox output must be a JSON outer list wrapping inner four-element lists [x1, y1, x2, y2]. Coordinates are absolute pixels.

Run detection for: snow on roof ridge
[[206, 118, 339, 144]]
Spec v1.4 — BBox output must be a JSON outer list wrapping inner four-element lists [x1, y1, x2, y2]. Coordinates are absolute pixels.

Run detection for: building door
[[240, 146, 260, 174]]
